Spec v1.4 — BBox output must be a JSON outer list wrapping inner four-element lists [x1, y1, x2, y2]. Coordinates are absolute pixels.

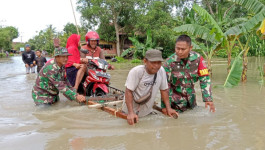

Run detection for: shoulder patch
[[198, 56, 209, 76]]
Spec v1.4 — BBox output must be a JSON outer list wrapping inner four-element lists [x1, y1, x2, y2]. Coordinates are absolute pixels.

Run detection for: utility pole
[[20, 32, 24, 43]]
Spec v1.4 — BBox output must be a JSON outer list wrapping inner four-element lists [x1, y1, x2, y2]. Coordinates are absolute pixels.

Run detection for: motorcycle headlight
[[91, 72, 99, 80]]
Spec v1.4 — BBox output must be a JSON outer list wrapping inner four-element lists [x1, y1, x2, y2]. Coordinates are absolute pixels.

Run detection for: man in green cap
[[32, 47, 85, 105], [122, 49, 178, 125]]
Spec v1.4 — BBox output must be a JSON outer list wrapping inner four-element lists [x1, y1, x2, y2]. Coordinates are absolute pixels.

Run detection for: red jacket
[[81, 45, 104, 59], [65, 34, 80, 68]]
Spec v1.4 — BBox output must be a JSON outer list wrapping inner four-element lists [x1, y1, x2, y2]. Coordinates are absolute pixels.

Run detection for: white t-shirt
[[122, 65, 168, 117]]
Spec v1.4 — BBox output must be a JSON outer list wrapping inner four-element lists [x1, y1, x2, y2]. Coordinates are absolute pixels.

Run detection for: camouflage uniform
[[32, 49, 77, 105], [161, 51, 213, 112]]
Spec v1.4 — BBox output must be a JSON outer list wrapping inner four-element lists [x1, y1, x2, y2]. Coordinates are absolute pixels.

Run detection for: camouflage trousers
[[32, 89, 59, 105], [169, 89, 197, 112]]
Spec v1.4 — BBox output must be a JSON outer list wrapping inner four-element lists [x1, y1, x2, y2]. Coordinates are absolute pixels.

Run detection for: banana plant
[[224, 50, 244, 87], [174, 3, 238, 73], [121, 29, 161, 59], [226, 0, 265, 82], [175, 0, 265, 86], [236, 35, 251, 82], [257, 19, 265, 39]]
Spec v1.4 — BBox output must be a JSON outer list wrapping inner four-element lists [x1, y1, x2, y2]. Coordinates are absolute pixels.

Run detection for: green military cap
[[145, 49, 164, 62], [54, 47, 72, 56]]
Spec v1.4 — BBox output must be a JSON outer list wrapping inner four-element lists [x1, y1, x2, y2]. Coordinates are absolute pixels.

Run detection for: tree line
[[0, 26, 18, 53], [25, 0, 264, 58], [24, 0, 265, 85]]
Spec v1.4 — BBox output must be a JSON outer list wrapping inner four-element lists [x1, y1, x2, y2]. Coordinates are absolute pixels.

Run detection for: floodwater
[[0, 56, 264, 150]]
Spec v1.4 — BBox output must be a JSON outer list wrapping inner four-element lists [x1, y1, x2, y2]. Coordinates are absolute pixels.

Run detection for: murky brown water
[[0, 56, 264, 150]]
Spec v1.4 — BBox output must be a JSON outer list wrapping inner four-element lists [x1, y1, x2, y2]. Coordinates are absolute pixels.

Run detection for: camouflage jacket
[[161, 51, 213, 110], [32, 59, 77, 104]]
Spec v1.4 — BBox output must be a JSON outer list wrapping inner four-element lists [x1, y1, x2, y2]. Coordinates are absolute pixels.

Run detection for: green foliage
[[0, 53, 5, 57], [200, 0, 248, 20], [131, 58, 142, 63], [229, 0, 265, 14], [193, 4, 224, 42], [97, 21, 116, 42], [175, 0, 265, 84], [27, 23, 88, 55], [215, 47, 241, 58], [13, 43, 25, 51], [225, 0, 265, 36], [114, 56, 125, 63], [58, 32, 71, 48], [162, 49, 175, 58], [240, 33, 265, 56], [224, 51, 244, 87], [59, 23, 87, 47], [214, 49, 227, 58], [28, 25, 57, 55], [0, 26, 19, 50], [77, 0, 139, 56], [174, 4, 228, 58], [121, 29, 161, 59], [63, 23, 79, 34], [133, 1, 177, 57], [174, 24, 217, 43], [77, 0, 177, 56]]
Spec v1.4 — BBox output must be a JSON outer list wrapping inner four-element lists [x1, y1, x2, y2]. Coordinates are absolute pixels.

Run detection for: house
[[80, 37, 132, 58], [99, 37, 132, 57], [98, 40, 117, 58]]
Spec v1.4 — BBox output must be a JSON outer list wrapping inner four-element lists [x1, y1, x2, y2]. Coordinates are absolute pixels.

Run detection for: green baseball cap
[[54, 47, 72, 56], [145, 49, 163, 62]]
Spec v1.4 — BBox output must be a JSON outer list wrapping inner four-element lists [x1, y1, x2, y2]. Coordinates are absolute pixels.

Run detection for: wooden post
[[86, 101, 127, 120], [69, 0, 80, 35], [53, 38, 60, 48]]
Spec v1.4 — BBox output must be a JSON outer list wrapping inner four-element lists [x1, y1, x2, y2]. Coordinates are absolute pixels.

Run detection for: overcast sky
[[0, 0, 81, 42]]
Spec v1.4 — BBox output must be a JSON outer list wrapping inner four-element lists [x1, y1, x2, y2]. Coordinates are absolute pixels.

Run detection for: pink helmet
[[85, 31, 100, 42]]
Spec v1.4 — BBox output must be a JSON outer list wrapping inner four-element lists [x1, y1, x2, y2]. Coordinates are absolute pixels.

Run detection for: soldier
[[161, 35, 215, 113], [32, 47, 85, 105]]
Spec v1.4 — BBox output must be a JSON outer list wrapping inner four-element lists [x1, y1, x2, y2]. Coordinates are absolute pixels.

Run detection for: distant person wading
[[35, 50, 47, 73], [22, 44, 36, 74]]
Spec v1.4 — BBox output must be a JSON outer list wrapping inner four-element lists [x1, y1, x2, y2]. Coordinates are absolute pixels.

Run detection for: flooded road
[[0, 56, 264, 150]]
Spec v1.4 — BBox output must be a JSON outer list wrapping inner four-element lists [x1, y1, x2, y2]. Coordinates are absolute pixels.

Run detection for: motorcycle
[[78, 49, 123, 100], [81, 58, 111, 97]]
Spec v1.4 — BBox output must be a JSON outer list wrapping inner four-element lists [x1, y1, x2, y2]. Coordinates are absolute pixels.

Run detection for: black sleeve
[[44, 57, 47, 63], [32, 51, 36, 62], [22, 52, 26, 64]]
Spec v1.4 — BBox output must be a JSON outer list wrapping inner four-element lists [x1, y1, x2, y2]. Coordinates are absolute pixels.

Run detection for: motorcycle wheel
[[93, 88, 106, 97], [92, 88, 107, 103]]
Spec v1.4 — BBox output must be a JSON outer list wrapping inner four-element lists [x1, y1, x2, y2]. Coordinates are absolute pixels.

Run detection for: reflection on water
[[0, 56, 264, 150]]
